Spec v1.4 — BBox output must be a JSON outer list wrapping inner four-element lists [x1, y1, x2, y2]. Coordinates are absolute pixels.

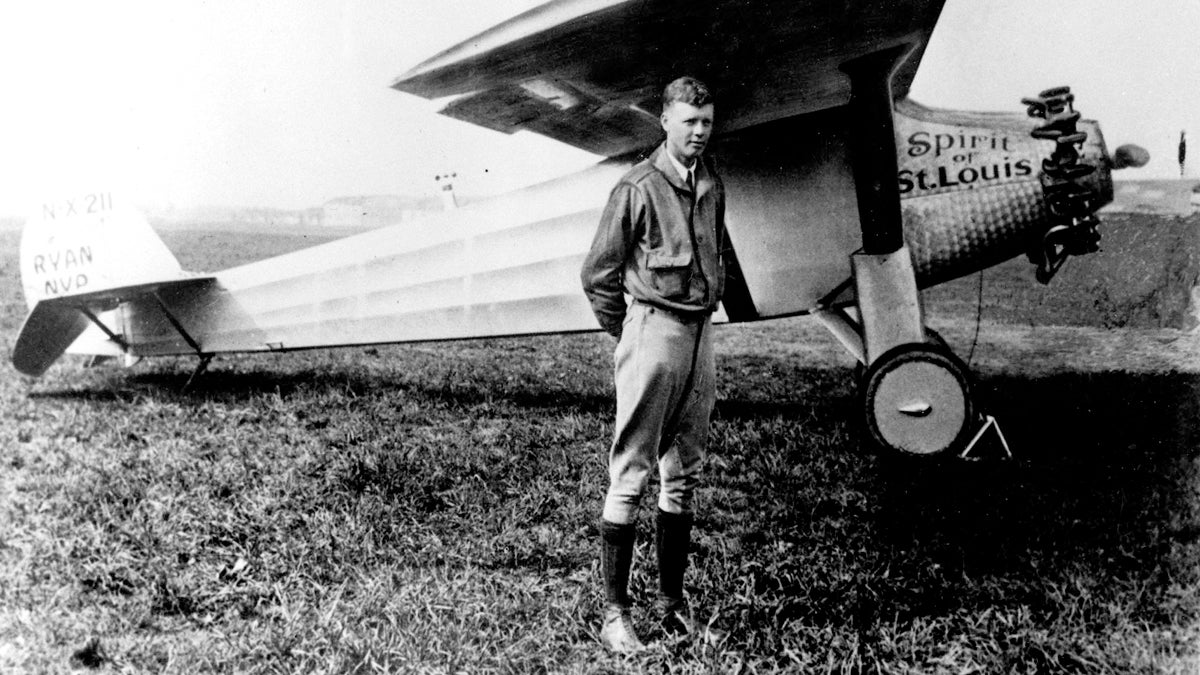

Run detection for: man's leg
[[656, 318, 719, 637], [599, 519, 643, 652], [599, 304, 693, 652], [655, 508, 693, 615], [603, 305, 692, 525]]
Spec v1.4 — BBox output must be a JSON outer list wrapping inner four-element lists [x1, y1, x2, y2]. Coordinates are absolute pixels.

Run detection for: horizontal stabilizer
[[12, 275, 217, 376], [12, 302, 91, 377]]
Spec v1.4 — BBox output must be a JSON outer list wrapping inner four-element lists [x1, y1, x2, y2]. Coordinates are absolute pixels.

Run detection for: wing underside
[[393, 0, 947, 156]]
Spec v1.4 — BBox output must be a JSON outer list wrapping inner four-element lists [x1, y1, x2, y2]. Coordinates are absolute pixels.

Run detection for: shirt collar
[[664, 149, 696, 184]]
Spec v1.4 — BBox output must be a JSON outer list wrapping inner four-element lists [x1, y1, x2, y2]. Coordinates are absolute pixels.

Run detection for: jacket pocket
[[647, 251, 693, 299]]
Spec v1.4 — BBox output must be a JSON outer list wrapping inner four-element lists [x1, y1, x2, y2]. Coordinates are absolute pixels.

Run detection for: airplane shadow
[[710, 362, 1200, 629], [29, 350, 620, 415], [882, 370, 1199, 566]]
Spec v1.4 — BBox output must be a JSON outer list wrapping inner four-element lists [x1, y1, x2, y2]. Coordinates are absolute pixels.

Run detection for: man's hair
[[662, 77, 712, 111]]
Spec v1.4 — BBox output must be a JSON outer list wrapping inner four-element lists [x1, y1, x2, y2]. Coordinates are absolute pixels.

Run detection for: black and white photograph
[[1, 0, 1197, 672]]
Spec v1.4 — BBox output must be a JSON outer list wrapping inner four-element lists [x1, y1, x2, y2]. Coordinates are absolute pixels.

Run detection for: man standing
[[1180, 130, 1187, 178], [581, 76, 726, 653]]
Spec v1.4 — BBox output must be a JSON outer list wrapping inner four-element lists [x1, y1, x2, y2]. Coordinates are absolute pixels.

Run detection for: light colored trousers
[[602, 302, 716, 525]]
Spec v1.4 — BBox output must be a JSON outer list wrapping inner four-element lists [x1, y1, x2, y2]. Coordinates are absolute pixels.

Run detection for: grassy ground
[[1, 228, 1198, 673]]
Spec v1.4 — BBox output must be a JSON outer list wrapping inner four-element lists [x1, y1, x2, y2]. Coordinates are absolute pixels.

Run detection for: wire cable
[[966, 269, 984, 366]]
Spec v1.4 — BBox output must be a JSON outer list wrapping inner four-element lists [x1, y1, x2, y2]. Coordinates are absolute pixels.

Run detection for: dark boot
[[657, 510, 726, 644], [599, 520, 644, 653], [655, 508, 693, 615]]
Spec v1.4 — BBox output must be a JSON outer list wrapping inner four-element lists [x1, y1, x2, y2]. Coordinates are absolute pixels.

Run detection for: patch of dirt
[[718, 315, 1200, 376], [932, 319, 1200, 376]]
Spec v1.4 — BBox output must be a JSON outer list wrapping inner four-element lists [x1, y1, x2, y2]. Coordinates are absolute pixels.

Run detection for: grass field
[[1, 226, 1198, 673]]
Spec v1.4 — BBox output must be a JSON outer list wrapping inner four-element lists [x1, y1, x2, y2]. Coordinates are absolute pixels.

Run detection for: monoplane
[[13, 0, 1149, 457]]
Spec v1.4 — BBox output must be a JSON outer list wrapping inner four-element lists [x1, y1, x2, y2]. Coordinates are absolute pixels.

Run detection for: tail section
[[14, 194, 210, 376], [19, 193, 185, 308]]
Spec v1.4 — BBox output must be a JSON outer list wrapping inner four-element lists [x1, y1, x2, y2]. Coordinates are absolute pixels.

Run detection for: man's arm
[[581, 181, 641, 337]]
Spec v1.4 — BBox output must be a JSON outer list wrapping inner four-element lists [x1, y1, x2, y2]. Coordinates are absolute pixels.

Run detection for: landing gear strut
[[840, 46, 978, 458]]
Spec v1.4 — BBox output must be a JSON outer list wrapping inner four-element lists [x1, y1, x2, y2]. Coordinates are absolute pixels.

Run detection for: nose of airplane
[[1112, 144, 1151, 169]]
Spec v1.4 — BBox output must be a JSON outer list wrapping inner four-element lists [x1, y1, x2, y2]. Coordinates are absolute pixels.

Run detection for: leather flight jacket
[[581, 143, 727, 336]]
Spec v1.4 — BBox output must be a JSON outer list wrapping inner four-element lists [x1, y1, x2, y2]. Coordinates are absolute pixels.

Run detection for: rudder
[[20, 192, 185, 308]]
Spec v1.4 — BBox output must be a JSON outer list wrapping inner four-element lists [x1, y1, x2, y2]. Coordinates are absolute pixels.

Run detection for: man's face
[[661, 100, 714, 166]]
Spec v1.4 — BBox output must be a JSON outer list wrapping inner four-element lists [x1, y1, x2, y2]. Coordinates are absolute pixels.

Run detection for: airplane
[[12, 0, 1149, 459]]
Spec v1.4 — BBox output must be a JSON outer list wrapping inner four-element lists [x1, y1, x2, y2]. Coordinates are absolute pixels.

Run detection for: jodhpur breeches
[[602, 302, 715, 525]]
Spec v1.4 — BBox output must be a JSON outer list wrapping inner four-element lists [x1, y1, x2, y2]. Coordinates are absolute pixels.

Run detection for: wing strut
[[77, 306, 129, 352], [150, 292, 212, 390]]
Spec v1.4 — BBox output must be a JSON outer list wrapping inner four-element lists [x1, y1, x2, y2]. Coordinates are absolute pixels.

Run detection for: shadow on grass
[[688, 367, 1200, 668], [874, 370, 1200, 566], [819, 369, 1200, 642], [709, 360, 1200, 562], [29, 359, 620, 414]]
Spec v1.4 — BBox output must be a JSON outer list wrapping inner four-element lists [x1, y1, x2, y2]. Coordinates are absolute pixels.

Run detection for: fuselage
[[60, 98, 1111, 360]]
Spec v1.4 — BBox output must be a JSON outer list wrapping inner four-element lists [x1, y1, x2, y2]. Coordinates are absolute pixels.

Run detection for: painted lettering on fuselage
[[32, 247, 93, 274], [43, 274, 90, 296], [906, 131, 1013, 158], [898, 159, 1034, 195], [29, 246, 94, 296], [896, 125, 1037, 197], [40, 193, 113, 221], [26, 192, 112, 298]]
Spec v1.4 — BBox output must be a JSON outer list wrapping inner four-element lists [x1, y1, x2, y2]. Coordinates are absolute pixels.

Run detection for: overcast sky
[[0, 0, 1196, 217]]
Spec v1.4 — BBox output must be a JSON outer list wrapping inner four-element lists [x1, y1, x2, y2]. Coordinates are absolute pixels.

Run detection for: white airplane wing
[[392, 0, 945, 156]]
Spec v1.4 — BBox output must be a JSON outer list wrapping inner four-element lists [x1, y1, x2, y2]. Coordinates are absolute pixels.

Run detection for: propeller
[[1112, 144, 1151, 169]]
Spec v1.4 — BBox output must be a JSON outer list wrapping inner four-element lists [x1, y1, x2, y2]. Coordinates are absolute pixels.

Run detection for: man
[[580, 76, 726, 653]]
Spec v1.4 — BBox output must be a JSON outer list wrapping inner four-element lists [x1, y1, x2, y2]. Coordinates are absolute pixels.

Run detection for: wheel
[[854, 329, 946, 391], [861, 343, 974, 457]]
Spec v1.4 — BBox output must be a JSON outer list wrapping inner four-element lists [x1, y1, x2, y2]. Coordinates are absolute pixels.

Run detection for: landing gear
[[840, 46, 980, 459]]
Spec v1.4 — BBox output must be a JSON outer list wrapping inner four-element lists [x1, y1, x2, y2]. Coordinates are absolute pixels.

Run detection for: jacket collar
[[650, 143, 712, 199]]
